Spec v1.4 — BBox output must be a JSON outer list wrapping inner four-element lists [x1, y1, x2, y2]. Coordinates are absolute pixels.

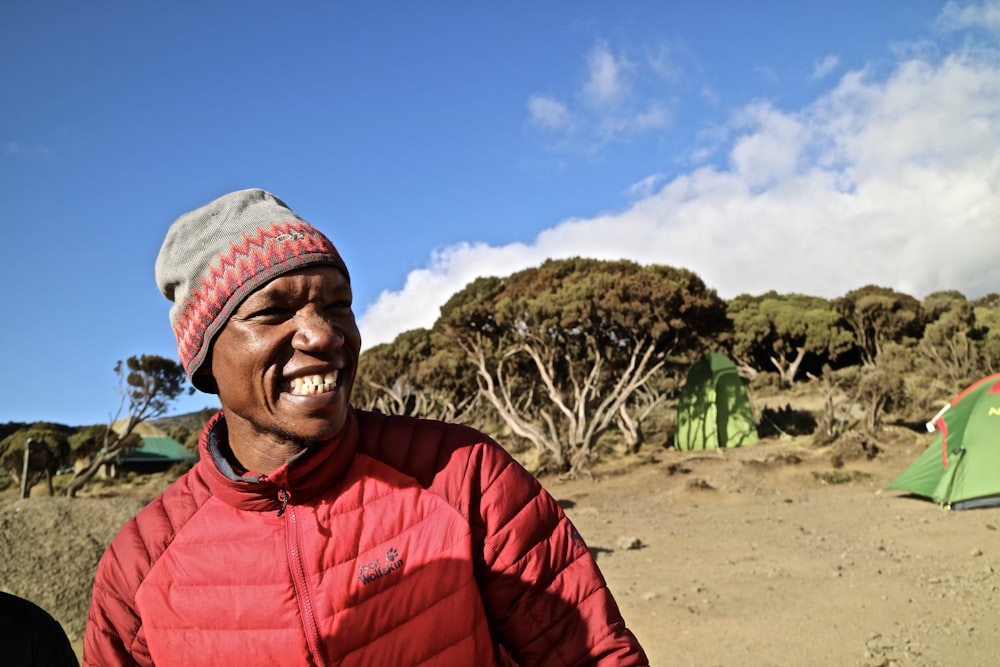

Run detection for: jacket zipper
[[282, 488, 327, 666], [277, 488, 290, 517]]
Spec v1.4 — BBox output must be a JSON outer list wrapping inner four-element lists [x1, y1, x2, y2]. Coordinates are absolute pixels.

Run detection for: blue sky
[[3, 1, 1000, 426]]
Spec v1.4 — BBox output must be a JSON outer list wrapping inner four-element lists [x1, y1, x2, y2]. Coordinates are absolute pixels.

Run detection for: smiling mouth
[[288, 371, 339, 396]]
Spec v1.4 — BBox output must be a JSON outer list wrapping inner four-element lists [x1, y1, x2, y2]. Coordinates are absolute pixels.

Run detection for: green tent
[[127, 436, 196, 462], [887, 373, 1000, 510], [675, 352, 759, 451], [121, 435, 196, 473]]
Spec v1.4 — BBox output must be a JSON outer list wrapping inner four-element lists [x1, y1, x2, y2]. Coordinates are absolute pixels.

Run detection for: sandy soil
[[2, 430, 999, 666]]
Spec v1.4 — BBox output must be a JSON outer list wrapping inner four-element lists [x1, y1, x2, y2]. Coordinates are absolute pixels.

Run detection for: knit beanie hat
[[155, 188, 349, 393]]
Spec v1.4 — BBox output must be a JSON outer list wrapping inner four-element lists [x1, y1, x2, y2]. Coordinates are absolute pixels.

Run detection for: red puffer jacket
[[84, 408, 648, 666]]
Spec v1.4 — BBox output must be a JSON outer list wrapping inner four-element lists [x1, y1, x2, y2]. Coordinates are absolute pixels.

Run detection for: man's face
[[207, 265, 361, 447]]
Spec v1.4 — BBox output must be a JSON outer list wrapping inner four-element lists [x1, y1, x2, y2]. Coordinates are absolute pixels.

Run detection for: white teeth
[[288, 371, 339, 396]]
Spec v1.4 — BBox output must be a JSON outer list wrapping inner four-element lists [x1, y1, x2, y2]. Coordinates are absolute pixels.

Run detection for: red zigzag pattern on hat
[[174, 219, 338, 369]]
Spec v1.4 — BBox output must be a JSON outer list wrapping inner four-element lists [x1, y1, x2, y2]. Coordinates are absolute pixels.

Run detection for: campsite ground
[[2, 426, 999, 666]]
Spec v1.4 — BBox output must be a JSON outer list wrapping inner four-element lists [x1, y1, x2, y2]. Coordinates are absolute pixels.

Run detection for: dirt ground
[[2, 429, 999, 666], [554, 434, 1000, 667]]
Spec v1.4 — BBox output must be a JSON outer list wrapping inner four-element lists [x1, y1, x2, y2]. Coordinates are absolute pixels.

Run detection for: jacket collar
[[195, 407, 360, 512]]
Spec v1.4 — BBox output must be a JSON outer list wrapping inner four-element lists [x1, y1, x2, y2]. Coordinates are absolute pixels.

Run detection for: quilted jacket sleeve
[[469, 442, 649, 667]]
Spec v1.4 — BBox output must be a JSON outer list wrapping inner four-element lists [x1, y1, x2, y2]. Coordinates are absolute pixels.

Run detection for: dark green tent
[[675, 352, 758, 451], [887, 373, 1000, 510]]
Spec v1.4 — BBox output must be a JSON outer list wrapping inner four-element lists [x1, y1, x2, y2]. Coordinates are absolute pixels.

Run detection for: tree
[[973, 295, 1000, 374], [853, 343, 911, 431], [356, 328, 479, 422], [355, 330, 431, 416], [729, 292, 853, 385], [835, 285, 925, 367], [0, 425, 72, 496], [437, 258, 730, 475], [807, 366, 854, 440], [614, 372, 679, 453], [918, 290, 980, 393], [65, 355, 191, 497]]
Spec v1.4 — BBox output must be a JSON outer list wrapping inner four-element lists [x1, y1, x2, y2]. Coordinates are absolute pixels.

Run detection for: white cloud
[[525, 40, 671, 153], [625, 103, 671, 132], [729, 102, 806, 188], [361, 35, 1000, 349], [811, 54, 840, 80], [583, 42, 628, 107], [626, 173, 666, 199], [937, 0, 1000, 32], [527, 94, 572, 130]]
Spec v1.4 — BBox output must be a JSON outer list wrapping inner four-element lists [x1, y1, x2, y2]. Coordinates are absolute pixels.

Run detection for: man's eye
[[239, 307, 292, 322], [326, 300, 353, 315], [326, 299, 351, 313]]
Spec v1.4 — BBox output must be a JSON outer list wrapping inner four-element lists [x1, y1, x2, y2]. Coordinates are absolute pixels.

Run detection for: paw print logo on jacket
[[357, 545, 406, 585]]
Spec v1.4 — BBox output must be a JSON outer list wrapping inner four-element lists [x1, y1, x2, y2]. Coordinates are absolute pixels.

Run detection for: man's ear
[[194, 354, 219, 394]]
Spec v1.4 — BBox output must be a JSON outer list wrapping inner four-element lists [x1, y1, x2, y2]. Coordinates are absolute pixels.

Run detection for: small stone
[[617, 536, 643, 550]]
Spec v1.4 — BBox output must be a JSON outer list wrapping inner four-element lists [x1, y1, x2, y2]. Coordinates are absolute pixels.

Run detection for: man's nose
[[292, 309, 344, 350]]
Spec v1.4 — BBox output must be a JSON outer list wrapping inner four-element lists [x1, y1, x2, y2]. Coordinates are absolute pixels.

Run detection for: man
[[84, 189, 648, 666]]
